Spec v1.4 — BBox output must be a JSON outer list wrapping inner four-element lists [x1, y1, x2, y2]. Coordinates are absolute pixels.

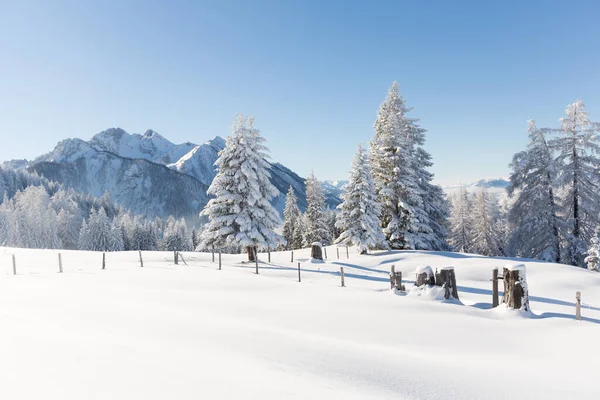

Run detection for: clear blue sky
[[1, 0, 599, 185]]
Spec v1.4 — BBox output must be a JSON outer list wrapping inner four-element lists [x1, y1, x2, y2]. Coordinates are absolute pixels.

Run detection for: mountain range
[[11, 128, 343, 221]]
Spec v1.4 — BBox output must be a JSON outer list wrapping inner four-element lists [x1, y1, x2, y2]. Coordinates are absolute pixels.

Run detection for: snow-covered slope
[[167, 136, 227, 187], [0, 247, 597, 399]]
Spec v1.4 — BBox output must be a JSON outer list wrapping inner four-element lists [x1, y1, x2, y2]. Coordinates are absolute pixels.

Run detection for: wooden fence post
[[268, 249, 271, 263], [58, 253, 63, 273], [174, 251, 179, 265], [255, 248, 259, 274], [340, 267, 345, 287], [336, 248, 340, 259], [576, 291, 581, 321], [212, 246, 215, 263], [218, 251, 222, 270], [12, 254, 16, 275], [297, 262, 301, 282], [139, 250, 144, 268], [291, 250, 294, 263], [324, 247, 328, 259], [492, 268, 499, 308], [102, 252, 106, 270], [390, 265, 395, 289], [346, 246, 349, 259]]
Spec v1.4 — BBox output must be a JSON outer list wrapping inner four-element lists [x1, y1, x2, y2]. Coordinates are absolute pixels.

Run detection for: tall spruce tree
[[471, 189, 505, 257], [303, 172, 330, 246], [449, 187, 473, 253], [335, 145, 388, 253], [507, 121, 561, 261], [549, 101, 600, 266], [370, 81, 446, 249], [199, 115, 282, 260], [282, 186, 302, 250]]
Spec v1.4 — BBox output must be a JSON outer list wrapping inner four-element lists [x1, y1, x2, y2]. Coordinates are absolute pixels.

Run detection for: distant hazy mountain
[[1, 159, 28, 170], [21, 128, 342, 219], [442, 178, 509, 196]]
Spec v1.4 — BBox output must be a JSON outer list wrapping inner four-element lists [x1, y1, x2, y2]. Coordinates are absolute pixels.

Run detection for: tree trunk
[[435, 267, 459, 300], [311, 242, 323, 260], [502, 264, 530, 311], [415, 266, 435, 286], [247, 246, 257, 262]]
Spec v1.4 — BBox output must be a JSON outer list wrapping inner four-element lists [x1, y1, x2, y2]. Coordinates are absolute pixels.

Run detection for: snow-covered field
[[0, 246, 598, 400]]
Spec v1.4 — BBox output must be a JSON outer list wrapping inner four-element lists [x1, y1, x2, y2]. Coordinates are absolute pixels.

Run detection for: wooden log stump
[[492, 268, 499, 308], [311, 242, 323, 260], [390, 265, 403, 290], [435, 266, 459, 300], [502, 264, 530, 311], [415, 266, 435, 287]]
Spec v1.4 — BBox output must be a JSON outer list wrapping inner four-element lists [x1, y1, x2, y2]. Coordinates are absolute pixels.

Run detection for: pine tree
[[471, 189, 504, 257], [199, 115, 282, 260], [549, 101, 600, 266], [303, 172, 330, 246], [78, 219, 90, 250], [191, 228, 199, 250], [507, 120, 561, 261], [370, 82, 444, 249], [335, 145, 388, 253], [292, 214, 305, 250], [449, 187, 473, 253], [108, 219, 125, 251], [282, 186, 302, 250], [163, 216, 192, 251]]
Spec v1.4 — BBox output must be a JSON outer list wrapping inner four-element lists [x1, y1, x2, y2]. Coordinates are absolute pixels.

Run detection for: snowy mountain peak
[[143, 129, 160, 138], [87, 128, 196, 164], [34, 138, 94, 164]]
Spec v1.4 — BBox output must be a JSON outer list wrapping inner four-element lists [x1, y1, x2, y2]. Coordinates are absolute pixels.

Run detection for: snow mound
[[407, 283, 463, 304], [415, 265, 434, 276]]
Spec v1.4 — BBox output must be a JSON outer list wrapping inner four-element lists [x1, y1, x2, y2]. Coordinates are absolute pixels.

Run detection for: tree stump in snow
[[390, 265, 404, 290], [246, 246, 257, 262], [415, 266, 435, 287], [435, 266, 459, 300], [502, 264, 530, 311], [311, 242, 323, 260]]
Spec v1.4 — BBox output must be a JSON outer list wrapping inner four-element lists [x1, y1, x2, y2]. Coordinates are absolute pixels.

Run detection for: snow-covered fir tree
[[471, 189, 505, 257], [282, 186, 302, 250], [507, 120, 561, 261], [414, 146, 451, 250], [191, 228, 199, 250], [131, 218, 159, 251], [199, 115, 282, 260], [303, 172, 330, 246], [79, 208, 111, 251], [370, 81, 448, 250], [163, 216, 192, 251], [449, 187, 473, 253], [335, 145, 388, 253], [325, 208, 340, 245], [549, 101, 600, 266]]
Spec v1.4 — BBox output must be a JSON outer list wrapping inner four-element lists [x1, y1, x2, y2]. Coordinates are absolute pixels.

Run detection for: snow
[[415, 265, 434, 276], [0, 247, 598, 399], [505, 263, 526, 272]]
